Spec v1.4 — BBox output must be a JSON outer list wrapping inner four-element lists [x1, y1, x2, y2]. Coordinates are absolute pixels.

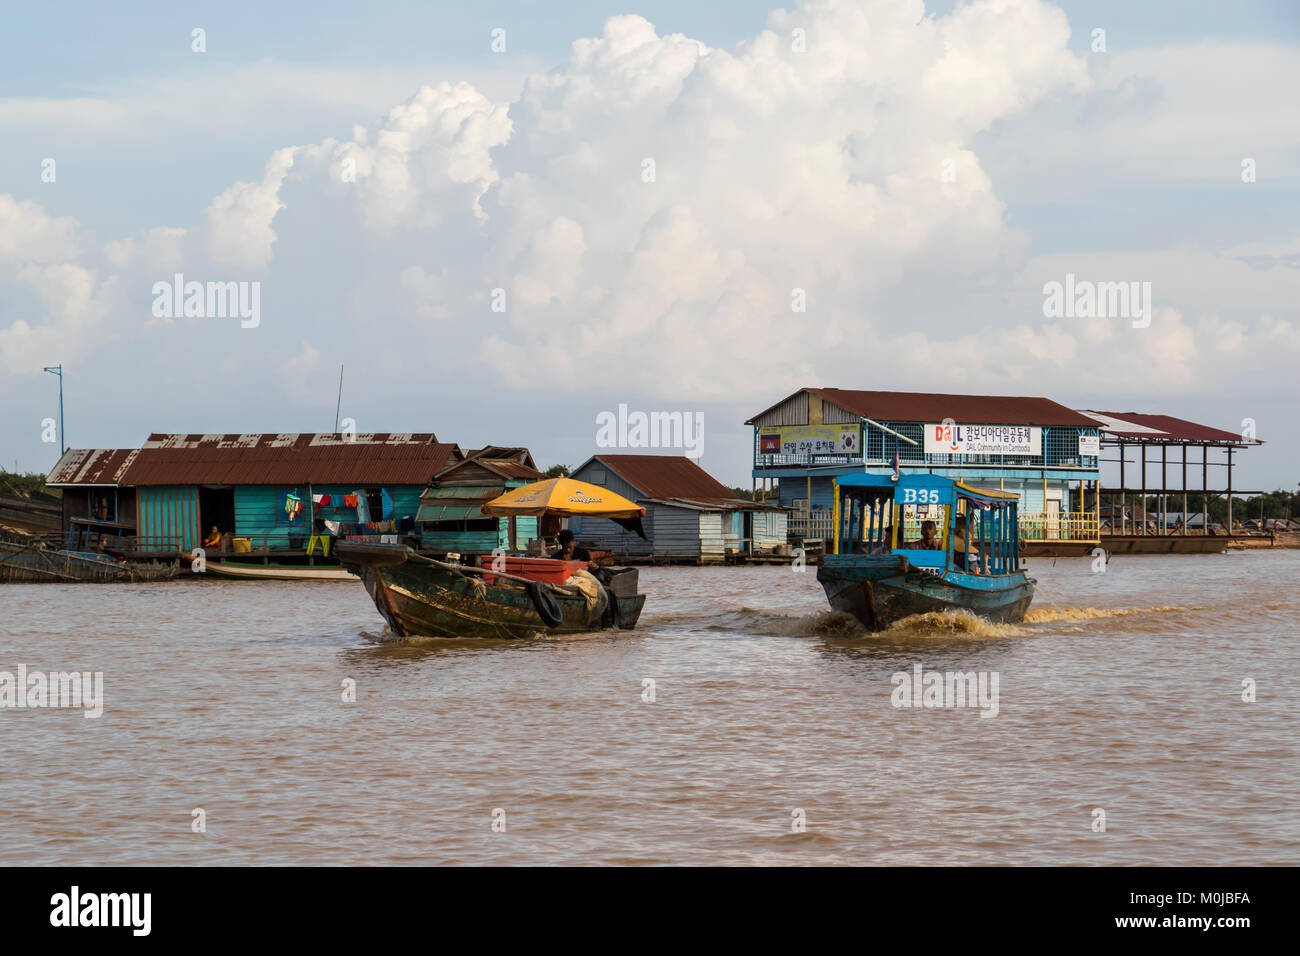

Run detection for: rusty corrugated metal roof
[[592, 455, 735, 502], [746, 388, 1098, 427], [120, 435, 458, 486], [478, 460, 545, 480], [140, 432, 438, 449], [1084, 412, 1260, 445], [641, 496, 785, 512], [46, 449, 139, 486]]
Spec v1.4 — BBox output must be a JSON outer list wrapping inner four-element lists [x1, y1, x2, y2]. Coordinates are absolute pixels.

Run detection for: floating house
[[416, 446, 546, 556], [47, 433, 461, 558], [568, 454, 787, 563], [746, 388, 1103, 548], [45, 448, 141, 552]]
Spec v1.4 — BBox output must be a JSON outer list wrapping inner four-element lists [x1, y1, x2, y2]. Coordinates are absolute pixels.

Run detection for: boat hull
[[817, 554, 1034, 630], [337, 543, 646, 639], [1, 537, 177, 583], [200, 561, 358, 581]]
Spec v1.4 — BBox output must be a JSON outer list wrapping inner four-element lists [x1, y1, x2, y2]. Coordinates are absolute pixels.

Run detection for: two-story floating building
[[746, 388, 1102, 550]]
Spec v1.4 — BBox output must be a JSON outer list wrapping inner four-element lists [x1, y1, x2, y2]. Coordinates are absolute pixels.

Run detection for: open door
[[199, 485, 236, 549]]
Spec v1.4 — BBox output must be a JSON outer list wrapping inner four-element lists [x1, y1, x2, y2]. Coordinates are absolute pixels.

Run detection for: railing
[[791, 509, 1100, 543], [126, 535, 184, 554], [753, 424, 1101, 471], [787, 510, 835, 540], [1018, 511, 1099, 542]]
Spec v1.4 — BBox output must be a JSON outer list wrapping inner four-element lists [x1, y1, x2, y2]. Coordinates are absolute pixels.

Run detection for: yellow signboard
[[758, 424, 860, 456]]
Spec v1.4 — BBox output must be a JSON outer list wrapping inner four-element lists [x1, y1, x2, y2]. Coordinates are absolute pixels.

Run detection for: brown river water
[[2, 551, 1297, 865]]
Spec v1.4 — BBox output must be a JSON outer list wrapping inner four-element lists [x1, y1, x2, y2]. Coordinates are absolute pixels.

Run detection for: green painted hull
[[337, 543, 646, 640]]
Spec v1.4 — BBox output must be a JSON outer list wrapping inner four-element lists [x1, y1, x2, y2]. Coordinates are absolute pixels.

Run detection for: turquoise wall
[[420, 515, 539, 554], [136, 485, 200, 553], [233, 484, 424, 550]]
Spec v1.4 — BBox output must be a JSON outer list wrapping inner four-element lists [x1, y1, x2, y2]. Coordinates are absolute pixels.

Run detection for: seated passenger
[[910, 520, 940, 550], [549, 529, 598, 572], [952, 516, 969, 570]]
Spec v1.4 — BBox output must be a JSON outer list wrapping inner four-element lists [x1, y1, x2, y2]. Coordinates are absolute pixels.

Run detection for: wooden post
[[1181, 445, 1188, 536], [307, 482, 314, 563], [1161, 444, 1167, 534], [832, 479, 841, 555], [1118, 441, 1126, 535], [1227, 446, 1234, 532], [1139, 444, 1147, 535], [1094, 479, 1100, 543], [1202, 444, 1208, 535]]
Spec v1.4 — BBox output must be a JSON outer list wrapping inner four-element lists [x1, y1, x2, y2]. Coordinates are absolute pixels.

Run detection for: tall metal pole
[[333, 364, 345, 433], [43, 364, 64, 454]]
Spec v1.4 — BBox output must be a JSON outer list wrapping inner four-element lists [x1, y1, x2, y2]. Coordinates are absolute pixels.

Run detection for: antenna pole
[[43, 364, 65, 454], [334, 364, 344, 433]]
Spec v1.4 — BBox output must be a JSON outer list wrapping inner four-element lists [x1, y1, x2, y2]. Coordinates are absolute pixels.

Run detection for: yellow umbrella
[[482, 477, 647, 537]]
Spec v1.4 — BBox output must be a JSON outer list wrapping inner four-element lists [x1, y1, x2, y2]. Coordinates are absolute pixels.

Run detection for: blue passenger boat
[[816, 473, 1035, 630]]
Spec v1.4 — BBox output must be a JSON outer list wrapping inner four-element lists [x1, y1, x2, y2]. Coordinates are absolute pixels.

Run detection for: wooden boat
[[0, 534, 177, 583], [817, 474, 1035, 630], [199, 560, 358, 582], [336, 543, 646, 639]]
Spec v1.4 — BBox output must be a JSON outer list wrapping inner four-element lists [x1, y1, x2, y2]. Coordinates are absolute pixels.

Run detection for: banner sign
[[924, 423, 1041, 456], [759, 424, 860, 456], [1078, 435, 1100, 456]]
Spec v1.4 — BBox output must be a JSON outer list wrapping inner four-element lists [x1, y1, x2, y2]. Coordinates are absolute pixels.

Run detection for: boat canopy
[[832, 472, 1023, 574], [482, 477, 648, 538], [835, 472, 1019, 506]]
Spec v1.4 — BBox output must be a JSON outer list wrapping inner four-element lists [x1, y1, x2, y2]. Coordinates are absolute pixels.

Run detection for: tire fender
[[526, 580, 564, 628]]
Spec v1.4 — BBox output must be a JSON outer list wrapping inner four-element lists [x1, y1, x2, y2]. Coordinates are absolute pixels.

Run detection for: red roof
[[46, 448, 139, 486], [1085, 412, 1260, 445], [747, 388, 1097, 427], [120, 433, 458, 486], [589, 455, 735, 502]]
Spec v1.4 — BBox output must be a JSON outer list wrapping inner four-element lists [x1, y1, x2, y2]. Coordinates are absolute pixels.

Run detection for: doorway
[[199, 486, 236, 549]]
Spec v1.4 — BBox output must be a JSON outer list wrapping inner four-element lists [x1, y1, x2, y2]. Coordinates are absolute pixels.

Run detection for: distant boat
[[817, 473, 1035, 629], [0, 534, 176, 584], [199, 561, 357, 582]]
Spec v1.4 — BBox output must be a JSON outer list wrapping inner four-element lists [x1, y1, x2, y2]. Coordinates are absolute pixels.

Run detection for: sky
[[1, 0, 1297, 491]]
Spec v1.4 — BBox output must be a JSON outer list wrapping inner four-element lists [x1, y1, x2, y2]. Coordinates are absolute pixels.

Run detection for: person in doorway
[[549, 529, 598, 572], [203, 525, 223, 549]]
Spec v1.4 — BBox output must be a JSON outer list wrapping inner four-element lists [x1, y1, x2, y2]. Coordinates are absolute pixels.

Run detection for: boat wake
[[649, 602, 1199, 640], [645, 606, 1028, 640], [1023, 604, 1200, 623], [878, 608, 1028, 638]]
